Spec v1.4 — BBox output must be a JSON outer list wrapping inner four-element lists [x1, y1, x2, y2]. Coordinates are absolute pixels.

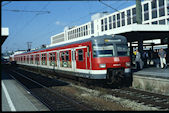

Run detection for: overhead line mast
[[136, 0, 142, 24]]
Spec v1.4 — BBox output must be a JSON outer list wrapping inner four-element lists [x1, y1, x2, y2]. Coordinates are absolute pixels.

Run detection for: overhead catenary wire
[[4, 1, 137, 52], [31, 0, 135, 49], [2, 1, 12, 7], [6, 2, 51, 49], [2, 8, 50, 14], [98, 0, 136, 20]]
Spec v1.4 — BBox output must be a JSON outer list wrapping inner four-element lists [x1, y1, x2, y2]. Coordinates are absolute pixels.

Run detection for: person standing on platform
[[158, 48, 167, 69], [142, 51, 148, 68], [135, 49, 142, 71], [153, 49, 159, 68]]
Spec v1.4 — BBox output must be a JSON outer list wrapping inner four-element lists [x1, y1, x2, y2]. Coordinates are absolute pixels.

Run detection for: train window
[[27, 55, 29, 64], [66, 51, 69, 61], [30, 55, 34, 64], [116, 44, 129, 56], [35, 54, 39, 65], [93, 45, 114, 57], [78, 49, 83, 61], [24, 56, 25, 63], [49, 52, 56, 66], [41, 53, 46, 65], [61, 52, 65, 61]]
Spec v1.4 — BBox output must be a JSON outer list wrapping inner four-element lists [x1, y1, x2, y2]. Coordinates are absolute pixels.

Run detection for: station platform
[[132, 67, 169, 96], [1, 69, 49, 111]]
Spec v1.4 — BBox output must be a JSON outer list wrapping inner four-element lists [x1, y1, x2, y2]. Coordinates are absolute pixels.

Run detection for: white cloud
[[55, 21, 61, 25]]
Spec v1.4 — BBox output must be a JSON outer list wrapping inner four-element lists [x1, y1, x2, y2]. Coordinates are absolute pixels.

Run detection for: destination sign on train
[[104, 39, 121, 43]]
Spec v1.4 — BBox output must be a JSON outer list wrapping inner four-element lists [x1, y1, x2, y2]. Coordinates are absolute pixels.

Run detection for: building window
[[144, 3, 148, 11], [132, 8, 136, 23], [159, 19, 165, 24], [117, 13, 120, 27], [159, 7, 165, 17], [144, 3, 149, 21], [152, 21, 158, 24], [151, 0, 157, 9], [167, 19, 169, 25], [152, 10, 157, 18], [159, 0, 164, 7], [104, 18, 107, 31], [113, 15, 116, 28], [132, 8, 136, 15], [121, 12, 125, 26], [101, 19, 104, 31], [91, 21, 94, 34], [109, 16, 112, 30], [78, 49, 83, 61], [78, 28, 80, 37], [81, 27, 83, 36], [83, 26, 85, 36], [127, 9, 131, 25], [76, 29, 78, 38], [86, 25, 88, 35], [144, 13, 149, 21]]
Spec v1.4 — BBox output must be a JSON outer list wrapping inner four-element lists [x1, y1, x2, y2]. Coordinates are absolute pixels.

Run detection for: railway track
[[7, 65, 169, 110], [107, 88, 169, 110], [7, 68, 94, 111]]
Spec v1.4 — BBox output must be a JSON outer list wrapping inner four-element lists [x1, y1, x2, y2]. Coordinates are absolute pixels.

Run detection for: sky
[[2, 0, 136, 53]]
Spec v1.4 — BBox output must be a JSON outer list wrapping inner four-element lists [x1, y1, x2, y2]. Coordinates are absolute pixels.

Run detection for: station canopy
[[1, 28, 9, 46], [111, 24, 169, 42]]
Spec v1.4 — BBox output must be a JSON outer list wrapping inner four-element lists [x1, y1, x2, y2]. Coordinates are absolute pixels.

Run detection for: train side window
[[49, 52, 56, 66], [66, 51, 69, 61], [78, 49, 83, 61], [61, 52, 65, 61], [27, 55, 29, 64], [41, 53, 47, 65], [35, 54, 39, 65]]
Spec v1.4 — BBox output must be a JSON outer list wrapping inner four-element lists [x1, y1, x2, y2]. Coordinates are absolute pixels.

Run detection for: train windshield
[[93, 45, 115, 57], [116, 44, 129, 56]]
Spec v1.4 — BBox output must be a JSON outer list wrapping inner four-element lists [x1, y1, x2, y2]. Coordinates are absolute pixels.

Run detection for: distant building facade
[[50, 0, 169, 46]]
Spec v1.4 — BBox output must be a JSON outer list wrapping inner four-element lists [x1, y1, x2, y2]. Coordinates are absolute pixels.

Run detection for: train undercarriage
[[15, 64, 132, 88]]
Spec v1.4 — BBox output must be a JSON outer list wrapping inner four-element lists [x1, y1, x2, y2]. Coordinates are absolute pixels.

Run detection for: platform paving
[[133, 67, 169, 79], [1, 69, 49, 111], [132, 67, 169, 96]]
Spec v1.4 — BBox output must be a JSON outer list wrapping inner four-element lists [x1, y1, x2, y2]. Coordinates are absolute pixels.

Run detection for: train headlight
[[99, 64, 106, 68], [126, 62, 131, 67]]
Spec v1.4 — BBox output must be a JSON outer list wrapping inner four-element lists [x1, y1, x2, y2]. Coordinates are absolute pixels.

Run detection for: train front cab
[[91, 35, 132, 86]]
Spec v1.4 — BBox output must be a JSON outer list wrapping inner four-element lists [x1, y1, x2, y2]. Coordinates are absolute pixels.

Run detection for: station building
[[49, 0, 169, 63]]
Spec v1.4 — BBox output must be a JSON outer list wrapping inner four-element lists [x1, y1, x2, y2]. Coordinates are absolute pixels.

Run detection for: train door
[[57, 51, 60, 68], [56, 51, 59, 69], [75, 46, 90, 70], [71, 49, 76, 71]]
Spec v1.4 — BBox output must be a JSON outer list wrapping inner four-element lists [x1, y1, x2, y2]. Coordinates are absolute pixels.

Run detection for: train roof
[[15, 35, 126, 56]]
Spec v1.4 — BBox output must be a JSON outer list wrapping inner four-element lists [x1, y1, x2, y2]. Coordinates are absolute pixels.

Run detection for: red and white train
[[14, 35, 132, 86]]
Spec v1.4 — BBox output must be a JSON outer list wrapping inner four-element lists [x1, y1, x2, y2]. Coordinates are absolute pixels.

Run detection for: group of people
[[135, 48, 167, 71]]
